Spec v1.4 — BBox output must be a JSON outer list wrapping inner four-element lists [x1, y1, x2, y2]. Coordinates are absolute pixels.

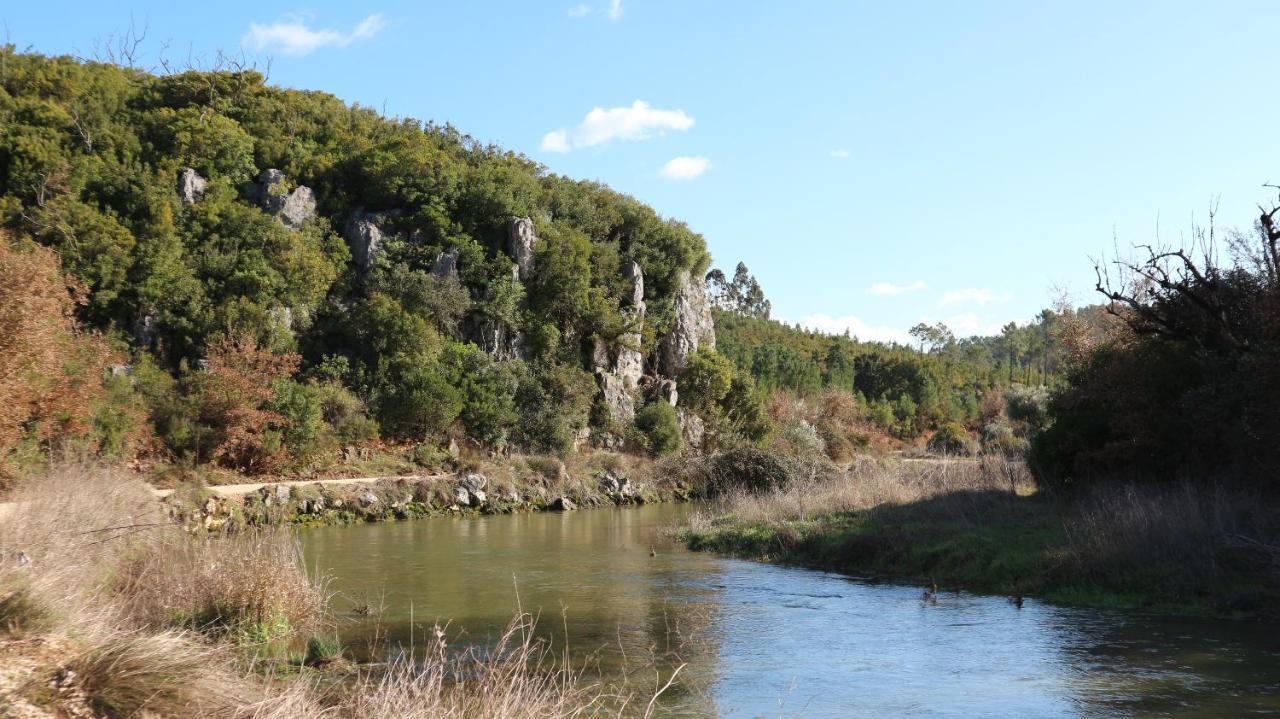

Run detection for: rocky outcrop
[[660, 268, 716, 376], [470, 317, 524, 361], [507, 217, 538, 281], [178, 168, 206, 205], [593, 262, 647, 424], [679, 409, 705, 450], [432, 248, 459, 279], [255, 169, 315, 229], [344, 212, 387, 273]]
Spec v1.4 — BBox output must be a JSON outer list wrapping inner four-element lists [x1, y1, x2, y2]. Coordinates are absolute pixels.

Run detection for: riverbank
[[679, 457, 1280, 619], [163, 449, 700, 532], [0, 464, 676, 718]]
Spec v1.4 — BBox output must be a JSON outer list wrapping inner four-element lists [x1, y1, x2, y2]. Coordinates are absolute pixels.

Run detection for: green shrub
[[927, 422, 975, 456], [635, 401, 682, 457]]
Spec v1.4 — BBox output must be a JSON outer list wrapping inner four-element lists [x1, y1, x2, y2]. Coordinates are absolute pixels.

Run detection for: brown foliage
[[0, 234, 110, 459], [197, 333, 299, 473]]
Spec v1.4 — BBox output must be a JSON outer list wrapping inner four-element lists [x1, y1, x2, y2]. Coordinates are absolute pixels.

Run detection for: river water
[[299, 503, 1280, 718]]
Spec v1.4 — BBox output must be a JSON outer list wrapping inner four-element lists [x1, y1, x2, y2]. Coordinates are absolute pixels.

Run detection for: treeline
[[712, 299, 1107, 443]]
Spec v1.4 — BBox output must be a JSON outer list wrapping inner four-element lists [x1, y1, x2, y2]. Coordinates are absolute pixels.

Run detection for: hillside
[[0, 49, 728, 471]]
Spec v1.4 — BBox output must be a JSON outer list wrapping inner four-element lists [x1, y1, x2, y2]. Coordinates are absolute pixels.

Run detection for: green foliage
[[927, 422, 975, 456], [0, 50, 720, 461], [635, 401, 682, 457], [679, 351, 734, 412]]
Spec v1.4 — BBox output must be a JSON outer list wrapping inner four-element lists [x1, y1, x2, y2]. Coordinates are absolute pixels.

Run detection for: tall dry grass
[[687, 455, 1033, 532], [0, 464, 679, 718]]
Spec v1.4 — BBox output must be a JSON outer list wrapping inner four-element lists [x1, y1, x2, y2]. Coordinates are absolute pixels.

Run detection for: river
[[299, 503, 1280, 718]]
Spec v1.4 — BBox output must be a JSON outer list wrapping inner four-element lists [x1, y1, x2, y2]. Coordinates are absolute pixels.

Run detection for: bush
[[927, 422, 974, 456], [635, 401, 681, 457], [981, 422, 1029, 457], [707, 447, 792, 496]]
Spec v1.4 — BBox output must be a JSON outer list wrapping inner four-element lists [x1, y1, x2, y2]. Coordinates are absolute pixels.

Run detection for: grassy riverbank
[[679, 457, 1280, 618], [0, 465, 678, 718]]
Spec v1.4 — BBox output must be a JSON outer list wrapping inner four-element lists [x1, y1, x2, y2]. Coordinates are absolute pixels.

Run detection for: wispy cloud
[[541, 100, 695, 152], [661, 156, 711, 181], [798, 314, 911, 345], [938, 287, 1011, 307], [243, 14, 386, 57], [566, 1, 622, 20], [868, 280, 927, 296], [830, 148, 850, 159]]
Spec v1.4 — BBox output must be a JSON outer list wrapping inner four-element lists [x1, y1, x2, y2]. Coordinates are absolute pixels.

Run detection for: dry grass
[[0, 464, 680, 717], [687, 455, 1032, 532]]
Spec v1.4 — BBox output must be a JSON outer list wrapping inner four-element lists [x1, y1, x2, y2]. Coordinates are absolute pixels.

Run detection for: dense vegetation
[[1035, 209, 1280, 490], [0, 49, 739, 474]]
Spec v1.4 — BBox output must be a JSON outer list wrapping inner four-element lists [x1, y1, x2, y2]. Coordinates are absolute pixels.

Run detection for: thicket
[[1034, 202, 1280, 490]]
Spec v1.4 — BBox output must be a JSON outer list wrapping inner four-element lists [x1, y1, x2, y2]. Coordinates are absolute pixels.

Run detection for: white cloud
[[540, 100, 694, 152], [798, 314, 912, 345], [830, 148, 850, 159], [938, 287, 1011, 307], [928, 313, 1004, 337], [867, 280, 926, 296], [608, 0, 624, 20], [243, 14, 386, 57], [540, 129, 571, 153], [660, 156, 710, 181], [567, 4, 592, 17]]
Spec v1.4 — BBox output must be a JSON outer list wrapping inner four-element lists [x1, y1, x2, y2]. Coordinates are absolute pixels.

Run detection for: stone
[[507, 216, 538, 281], [276, 186, 316, 229], [597, 370, 636, 424], [178, 168, 207, 205], [460, 473, 487, 493], [357, 491, 379, 508], [269, 306, 294, 334], [470, 490, 487, 505], [660, 269, 716, 376], [447, 438, 461, 459], [452, 486, 472, 507], [108, 363, 133, 378], [432, 248, 459, 279], [679, 409, 706, 450], [344, 212, 386, 273], [472, 317, 524, 360], [551, 496, 577, 511]]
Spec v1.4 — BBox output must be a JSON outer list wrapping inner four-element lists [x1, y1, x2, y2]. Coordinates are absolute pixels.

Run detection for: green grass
[[681, 490, 1270, 617]]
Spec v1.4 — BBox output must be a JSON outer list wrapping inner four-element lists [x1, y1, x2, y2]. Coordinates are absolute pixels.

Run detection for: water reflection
[[300, 504, 1280, 718]]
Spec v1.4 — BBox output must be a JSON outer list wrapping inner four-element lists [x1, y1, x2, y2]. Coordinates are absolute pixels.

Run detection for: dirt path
[[148, 473, 450, 499], [0, 474, 449, 518]]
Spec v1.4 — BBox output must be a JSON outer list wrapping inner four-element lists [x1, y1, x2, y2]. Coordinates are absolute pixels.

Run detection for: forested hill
[[0, 49, 720, 467]]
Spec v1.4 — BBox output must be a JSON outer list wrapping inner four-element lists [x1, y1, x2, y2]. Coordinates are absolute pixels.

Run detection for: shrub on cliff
[[635, 401, 682, 457]]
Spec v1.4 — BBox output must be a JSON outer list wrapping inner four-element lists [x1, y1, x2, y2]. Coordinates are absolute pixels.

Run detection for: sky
[[6, 1, 1280, 342]]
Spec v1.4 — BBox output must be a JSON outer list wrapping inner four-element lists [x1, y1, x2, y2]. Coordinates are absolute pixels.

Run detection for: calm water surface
[[300, 503, 1280, 718]]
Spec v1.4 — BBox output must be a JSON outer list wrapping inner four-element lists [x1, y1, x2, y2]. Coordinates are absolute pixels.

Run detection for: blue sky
[[7, 1, 1280, 341]]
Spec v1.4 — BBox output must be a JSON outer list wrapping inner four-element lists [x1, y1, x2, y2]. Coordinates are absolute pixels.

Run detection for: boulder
[[178, 168, 207, 205], [679, 409, 706, 450], [357, 491, 379, 508], [275, 186, 316, 229], [254, 169, 315, 229], [507, 217, 538, 281], [551, 496, 577, 511], [452, 486, 472, 507], [470, 490, 487, 505], [660, 269, 716, 376], [460, 473, 487, 493], [344, 212, 386, 273]]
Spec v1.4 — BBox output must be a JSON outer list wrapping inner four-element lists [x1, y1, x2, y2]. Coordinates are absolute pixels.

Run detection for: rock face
[[679, 409, 706, 450], [255, 169, 316, 229], [432, 248, 459, 279], [344, 212, 386, 273], [178, 168, 207, 205], [593, 262, 647, 424], [507, 217, 538, 281], [660, 268, 716, 376]]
